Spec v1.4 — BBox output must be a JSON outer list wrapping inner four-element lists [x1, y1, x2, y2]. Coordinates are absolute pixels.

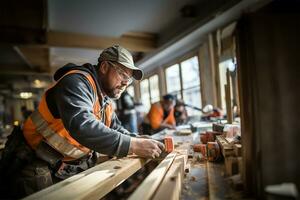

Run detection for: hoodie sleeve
[[50, 73, 131, 157], [110, 112, 137, 137]]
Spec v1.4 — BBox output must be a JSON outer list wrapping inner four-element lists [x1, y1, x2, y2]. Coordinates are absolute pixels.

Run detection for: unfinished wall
[[236, 1, 300, 198]]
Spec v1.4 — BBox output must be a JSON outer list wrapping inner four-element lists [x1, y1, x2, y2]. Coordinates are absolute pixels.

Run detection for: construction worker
[[142, 94, 176, 134], [174, 99, 189, 125], [116, 90, 138, 133], [0, 45, 164, 198]]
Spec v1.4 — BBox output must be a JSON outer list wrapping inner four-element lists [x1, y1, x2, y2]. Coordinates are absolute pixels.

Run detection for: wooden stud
[[128, 152, 177, 200], [152, 163, 182, 200]]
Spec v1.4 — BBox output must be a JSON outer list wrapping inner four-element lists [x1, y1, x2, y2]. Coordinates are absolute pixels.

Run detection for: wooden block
[[224, 157, 239, 176], [234, 144, 242, 157], [175, 129, 192, 135], [193, 144, 202, 152], [128, 152, 177, 200], [206, 131, 223, 140], [216, 135, 235, 157]]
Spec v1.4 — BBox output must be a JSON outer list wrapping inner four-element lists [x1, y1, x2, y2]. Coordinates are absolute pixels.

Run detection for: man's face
[[100, 61, 133, 99], [163, 100, 175, 112]]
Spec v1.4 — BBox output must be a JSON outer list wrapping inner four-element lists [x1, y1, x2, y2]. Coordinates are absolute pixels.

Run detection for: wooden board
[[128, 152, 177, 200], [152, 162, 182, 200], [24, 156, 147, 200]]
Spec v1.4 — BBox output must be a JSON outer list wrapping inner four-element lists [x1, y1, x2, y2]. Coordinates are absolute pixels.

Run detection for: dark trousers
[[0, 126, 97, 199]]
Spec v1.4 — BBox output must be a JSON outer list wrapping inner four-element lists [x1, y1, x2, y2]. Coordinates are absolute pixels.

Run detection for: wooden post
[[225, 69, 233, 123]]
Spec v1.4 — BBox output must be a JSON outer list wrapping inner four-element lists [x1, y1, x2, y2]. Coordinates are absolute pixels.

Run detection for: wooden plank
[[24, 156, 147, 200], [152, 163, 182, 200], [128, 152, 177, 200], [47, 31, 156, 52], [152, 150, 187, 200]]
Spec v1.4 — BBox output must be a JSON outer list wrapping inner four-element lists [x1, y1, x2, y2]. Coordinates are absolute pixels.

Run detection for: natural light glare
[[149, 75, 160, 103]]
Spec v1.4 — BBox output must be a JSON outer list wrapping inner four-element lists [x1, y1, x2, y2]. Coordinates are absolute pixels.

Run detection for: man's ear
[[99, 61, 109, 74]]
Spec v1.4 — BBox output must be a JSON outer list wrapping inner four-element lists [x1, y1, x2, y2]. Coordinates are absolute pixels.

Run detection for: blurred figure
[[20, 106, 32, 121], [142, 94, 176, 135], [174, 99, 188, 125], [116, 91, 138, 133], [201, 107, 222, 121]]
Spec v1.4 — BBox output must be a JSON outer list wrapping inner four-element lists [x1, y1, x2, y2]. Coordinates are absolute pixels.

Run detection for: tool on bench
[[164, 136, 174, 153]]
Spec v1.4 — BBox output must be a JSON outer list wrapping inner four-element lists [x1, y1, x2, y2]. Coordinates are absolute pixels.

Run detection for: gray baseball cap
[[98, 45, 143, 80]]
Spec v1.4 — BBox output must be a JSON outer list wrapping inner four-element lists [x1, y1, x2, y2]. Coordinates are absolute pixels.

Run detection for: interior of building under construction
[[0, 0, 299, 199]]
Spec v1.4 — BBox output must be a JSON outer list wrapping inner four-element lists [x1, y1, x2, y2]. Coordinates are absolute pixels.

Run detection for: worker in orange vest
[[142, 94, 176, 134], [0, 45, 164, 198]]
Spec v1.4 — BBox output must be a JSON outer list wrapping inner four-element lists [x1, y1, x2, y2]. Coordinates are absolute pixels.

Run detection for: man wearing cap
[[0, 45, 164, 198], [142, 94, 176, 134]]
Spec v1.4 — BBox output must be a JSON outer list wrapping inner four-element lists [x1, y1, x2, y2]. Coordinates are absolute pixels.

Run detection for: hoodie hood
[[54, 63, 98, 81], [54, 63, 108, 105]]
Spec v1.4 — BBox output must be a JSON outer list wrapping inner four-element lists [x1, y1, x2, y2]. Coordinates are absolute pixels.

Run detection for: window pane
[[127, 85, 135, 98], [149, 74, 160, 103], [181, 56, 200, 89], [170, 91, 181, 100], [140, 79, 151, 112], [166, 64, 181, 94], [183, 86, 202, 116]]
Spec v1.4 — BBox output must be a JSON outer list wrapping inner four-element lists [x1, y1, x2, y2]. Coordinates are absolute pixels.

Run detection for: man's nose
[[121, 79, 130, 85]]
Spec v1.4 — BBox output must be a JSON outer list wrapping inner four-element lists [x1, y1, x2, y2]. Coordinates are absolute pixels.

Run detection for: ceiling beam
[[17, 46, 50, 72], [47, 31, 157, 52], [137, 0, 271, 72]]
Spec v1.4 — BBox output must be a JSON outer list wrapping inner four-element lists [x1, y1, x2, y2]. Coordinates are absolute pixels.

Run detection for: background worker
[[142, 94, 176, 134], [116, 90, 138, 133], [174, 99, 188, 125], [0, 45, 164, 198]]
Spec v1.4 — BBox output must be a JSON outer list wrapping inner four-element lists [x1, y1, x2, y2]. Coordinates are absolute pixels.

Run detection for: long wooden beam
[[152, 151, 188, 200], [47, 31, 157, 52], [24, 156, 147, 200], [128, 152, 177, 200], [17, 46, 50, 72]]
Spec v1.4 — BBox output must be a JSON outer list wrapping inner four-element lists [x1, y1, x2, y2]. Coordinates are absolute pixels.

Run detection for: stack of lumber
[[129, 149, 188, 200]]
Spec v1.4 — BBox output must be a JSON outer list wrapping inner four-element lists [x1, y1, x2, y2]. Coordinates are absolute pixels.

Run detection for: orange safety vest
[[23, 70, 113, 160], [146, 101, 176, 130]]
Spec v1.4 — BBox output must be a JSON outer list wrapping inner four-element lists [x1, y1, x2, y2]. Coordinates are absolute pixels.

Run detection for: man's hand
[[137, 135, 152, 139], [129, 138, 165, 158]]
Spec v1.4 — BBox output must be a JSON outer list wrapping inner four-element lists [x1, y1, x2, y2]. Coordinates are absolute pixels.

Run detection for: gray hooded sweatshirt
[[46, 63, 135, 157]]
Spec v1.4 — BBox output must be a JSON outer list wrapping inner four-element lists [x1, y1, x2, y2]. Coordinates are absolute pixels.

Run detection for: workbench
[[24, 122, 243, 200]]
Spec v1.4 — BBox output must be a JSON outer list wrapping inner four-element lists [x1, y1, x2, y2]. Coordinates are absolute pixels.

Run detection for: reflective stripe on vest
[[31, 110, 87, 159]]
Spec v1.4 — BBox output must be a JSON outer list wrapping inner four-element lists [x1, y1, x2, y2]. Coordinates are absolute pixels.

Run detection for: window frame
[[164, 53, 203, 115]]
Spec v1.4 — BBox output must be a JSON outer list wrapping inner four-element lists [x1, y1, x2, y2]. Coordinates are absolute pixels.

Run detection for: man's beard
[[102, 85, 125, 99]]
